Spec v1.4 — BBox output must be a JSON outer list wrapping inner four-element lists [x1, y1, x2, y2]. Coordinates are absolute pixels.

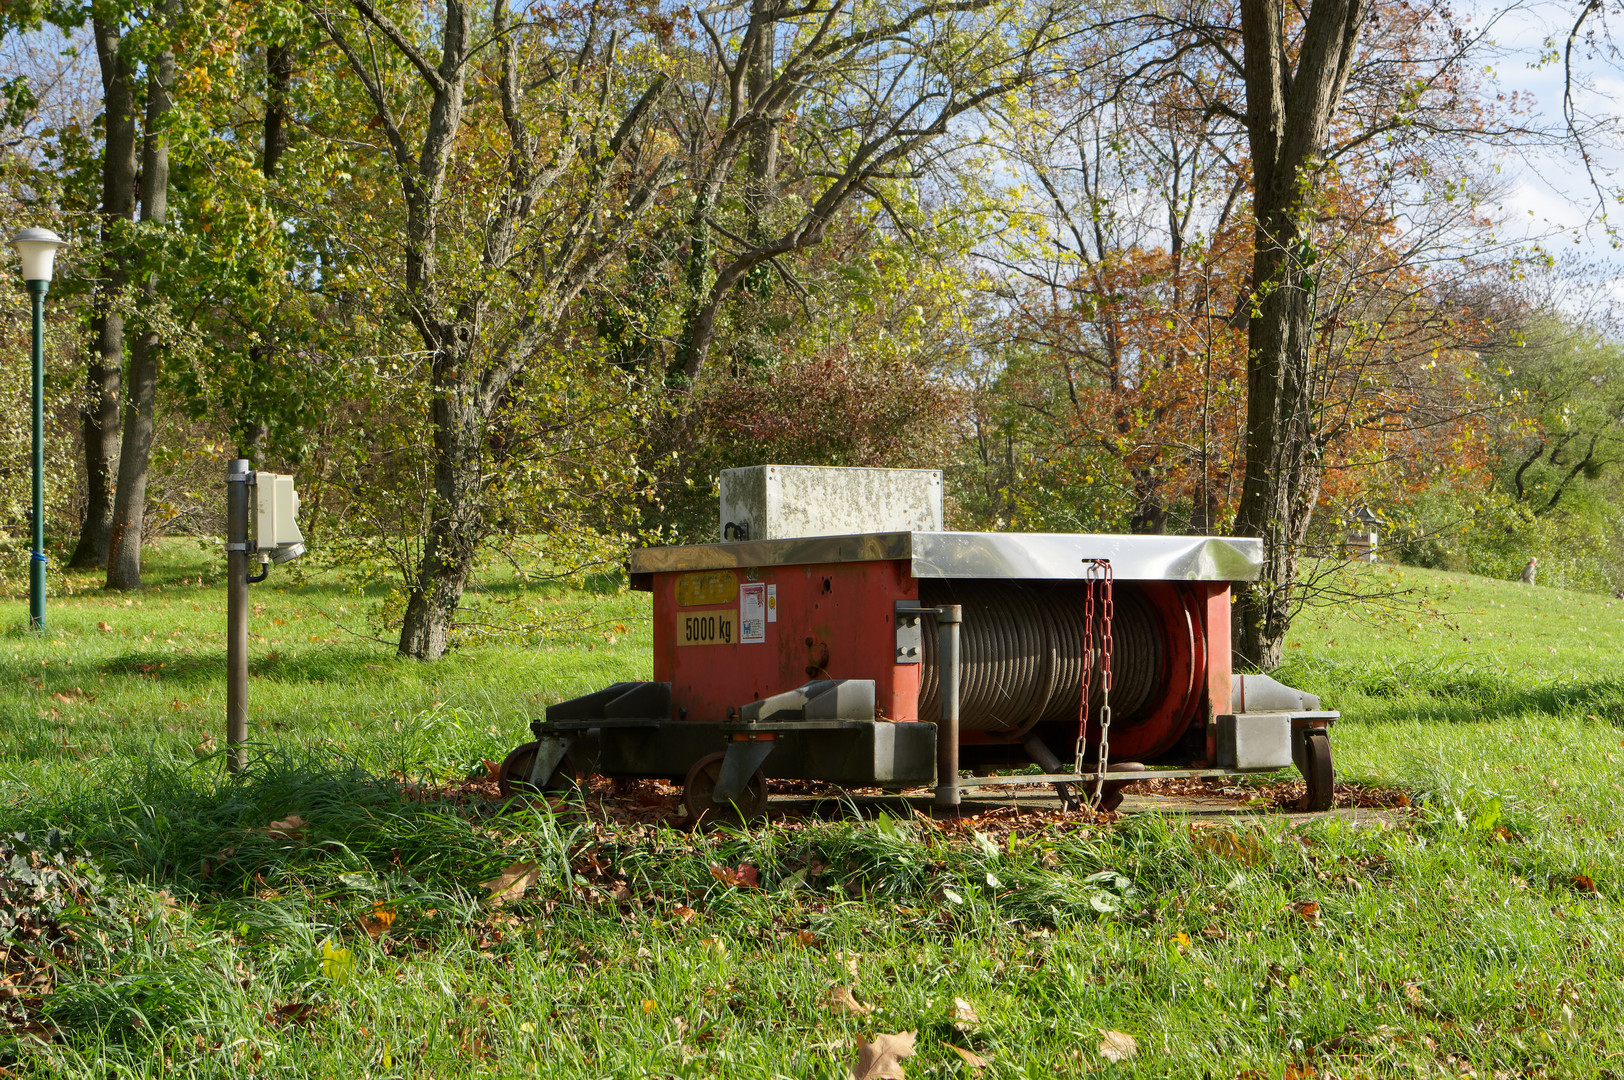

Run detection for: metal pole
[[28, 279, 47, 631], [226, 459, 251, 772], [934, 603, 962, 808]]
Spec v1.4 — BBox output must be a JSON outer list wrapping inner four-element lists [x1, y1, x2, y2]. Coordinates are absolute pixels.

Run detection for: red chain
[[1074, 559, 1113, 777]]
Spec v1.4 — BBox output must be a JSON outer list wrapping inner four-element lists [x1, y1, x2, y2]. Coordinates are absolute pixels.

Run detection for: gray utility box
[[1215, 713, 1293, 771], [719, 465, 943, 541]]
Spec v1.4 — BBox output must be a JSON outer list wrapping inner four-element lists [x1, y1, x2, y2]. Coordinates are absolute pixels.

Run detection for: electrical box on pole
[[252, 472, 306, 564], [226, 463, 307, 772]]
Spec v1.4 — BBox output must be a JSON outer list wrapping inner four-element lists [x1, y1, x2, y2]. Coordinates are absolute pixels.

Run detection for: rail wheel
[[1094, 760, 1146, 813], [496, 741, 581, 799], [683, 752, 768, 829], [1298, 729, 1334, 812]]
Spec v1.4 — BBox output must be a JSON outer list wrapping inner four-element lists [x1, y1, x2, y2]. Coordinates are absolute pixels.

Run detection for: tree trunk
[[397, 380, 485, 659], [106, 31, 174, 591], [1230, 217, 1320, 669], [70, 19, 139, 570], [237, 42, 293, 464], [1228, 0, 1364, 669]]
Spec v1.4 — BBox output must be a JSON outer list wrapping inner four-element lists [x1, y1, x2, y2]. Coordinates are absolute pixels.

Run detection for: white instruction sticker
[[767, 583, 777, 622], [739, 582, 767, 644]]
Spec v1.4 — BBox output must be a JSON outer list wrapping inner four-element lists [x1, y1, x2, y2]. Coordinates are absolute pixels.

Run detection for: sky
[[1472, 0, 1624, 306]]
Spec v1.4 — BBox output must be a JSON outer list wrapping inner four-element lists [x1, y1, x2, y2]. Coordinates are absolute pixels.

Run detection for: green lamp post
[[11, 227, 67, 631]]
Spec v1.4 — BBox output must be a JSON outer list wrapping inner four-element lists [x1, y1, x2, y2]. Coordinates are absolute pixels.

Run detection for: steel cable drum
[[916, 580, 1164, 736]]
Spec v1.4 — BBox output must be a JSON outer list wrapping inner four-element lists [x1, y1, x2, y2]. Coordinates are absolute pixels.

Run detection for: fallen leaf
[[791, 929, 817, 947], [319, 939, 353, 984], [672, 904, 698, 924], [1572, 874, 1598, 893], [1193, 827, 1268, 865], [608, 883, 633, 902], [848, 1030, 915, 1080], [1403, 982, 1427, 1006], [709, 862, 760, 888], [834, 950, 862, 978], [97, 622, 112, 632], [481, 861, 541, 905], [1292, 900, 1321, 923], [360, 902, 396, 939], [642, 999, 656, 1014], [264, 815, 307, 838], [952, 996, 980, 1029], [1098, 1030, 1137, 1063], [269, 1001, 314, 1027], [946, 1044, 990, 1070], [483, 758, 501, 783], [828, 984, 874, 1015]]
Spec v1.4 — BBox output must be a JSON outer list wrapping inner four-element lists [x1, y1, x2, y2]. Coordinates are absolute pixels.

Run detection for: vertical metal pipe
[[935, 603, 962, 808], [28, 280, 47, 632], [226, 459, 251, 772]]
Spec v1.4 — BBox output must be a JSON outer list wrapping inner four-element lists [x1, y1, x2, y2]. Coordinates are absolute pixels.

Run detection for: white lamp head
[[11, 227, 67, 283]]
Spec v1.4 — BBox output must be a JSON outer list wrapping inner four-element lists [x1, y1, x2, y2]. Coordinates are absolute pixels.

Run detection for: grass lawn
[[1, 544, 1622, 1078]]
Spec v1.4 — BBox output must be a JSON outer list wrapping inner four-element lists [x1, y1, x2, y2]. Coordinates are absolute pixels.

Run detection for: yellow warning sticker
[[676, 570, 736, 607]]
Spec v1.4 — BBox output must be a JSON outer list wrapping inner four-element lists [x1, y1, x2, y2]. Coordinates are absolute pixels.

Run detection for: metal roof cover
[[628, 531, 1263, 582]]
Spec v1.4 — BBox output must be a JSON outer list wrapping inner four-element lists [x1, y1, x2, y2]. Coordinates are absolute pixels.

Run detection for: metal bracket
[[713, 739, 777, 803], [525, 735, 576, 787], [892, 601, 924, 664]]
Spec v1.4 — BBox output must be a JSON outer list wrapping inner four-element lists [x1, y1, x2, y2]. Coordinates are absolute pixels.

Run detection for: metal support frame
[[894, 601, 962, 807], [225, 460, 253, 772], [713, 739, 777, 802], [524, 735, 575, 787]]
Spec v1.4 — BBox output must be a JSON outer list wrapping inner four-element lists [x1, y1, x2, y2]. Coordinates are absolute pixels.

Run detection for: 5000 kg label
[[678, 610, 735, 646]]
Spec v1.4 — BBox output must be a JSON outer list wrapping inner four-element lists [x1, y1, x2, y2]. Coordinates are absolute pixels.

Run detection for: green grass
[[2, 547, 1623, 1077]]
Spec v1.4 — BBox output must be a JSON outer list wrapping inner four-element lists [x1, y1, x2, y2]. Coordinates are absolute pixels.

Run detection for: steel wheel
[[1094, 760, 1146, 813], [496, 741, 581, 799], [1299, 729, 1334, 812], [683, 751, 768, 828]]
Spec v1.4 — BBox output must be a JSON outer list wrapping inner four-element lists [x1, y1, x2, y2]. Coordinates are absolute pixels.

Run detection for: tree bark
[[105, 28, 174, 591], [70, 18, 139, 570], [238, 42, 294, 462], [397, 381, 484, 658], [1228, 0, 1364, 670]]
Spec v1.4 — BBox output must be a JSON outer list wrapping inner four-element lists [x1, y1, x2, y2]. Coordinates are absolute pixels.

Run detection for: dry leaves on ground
[[946, 1044, 990, 1070], [1099, 1030, 1138, 1063], [709, 862, 760, 888], [360, 902, 396, 939], [828, 985, 874, 1015], [849, 1030, 916, 1080], [262, 815, 307, 839], [481, 861, 541, 905], [952, 996, 980, 1032]]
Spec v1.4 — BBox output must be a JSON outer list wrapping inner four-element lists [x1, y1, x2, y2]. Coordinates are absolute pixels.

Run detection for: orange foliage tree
[[969, 0, 1517, 666]]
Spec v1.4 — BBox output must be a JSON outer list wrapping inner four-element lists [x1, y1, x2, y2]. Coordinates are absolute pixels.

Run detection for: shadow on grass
[[1277, 655, 1624, 723], [0, 751, 552, 909], [82, 645, 403, 687]]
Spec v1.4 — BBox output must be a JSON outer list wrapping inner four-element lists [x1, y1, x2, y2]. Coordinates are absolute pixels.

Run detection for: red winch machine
[[497, 466, 1337, 822]]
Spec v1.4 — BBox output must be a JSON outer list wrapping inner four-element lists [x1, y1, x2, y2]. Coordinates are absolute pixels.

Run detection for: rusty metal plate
[[676, 570, 736, 607]]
